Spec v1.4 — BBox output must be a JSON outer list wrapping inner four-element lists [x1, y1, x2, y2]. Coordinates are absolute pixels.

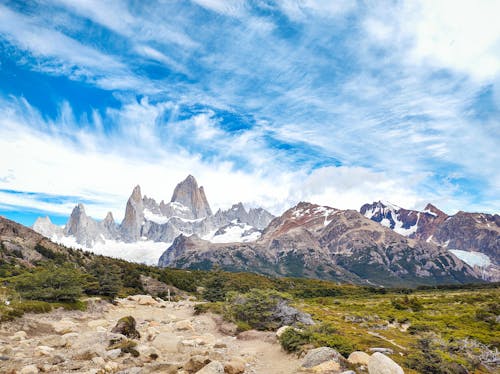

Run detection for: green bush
[[12, 266, 84, 302], [279, 327, 311, 352], [202, 269, 228, 302], [391, 295, 423, 311]]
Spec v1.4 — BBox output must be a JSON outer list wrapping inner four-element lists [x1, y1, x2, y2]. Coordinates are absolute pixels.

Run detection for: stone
[[184, 355, 211, 373], [13, 330, 28, 341], [105, 361, 119, 372], [96, 326, 107, 333], [151, 332, 181, 352], [88, 319, 109, 328], [53, 319, 77, 334], [106, 348, 122, 359], [224, 357, 246, 374], [302, 347, 344, 369], [117, 368, 142, 374], [348, 351, 371, 365], [35, 345, 55, 356], [92, 356, 106, 366], [214, 342, 227, 349], [61, 332, 80, 347], [136, 295, 159, 306], [48, 355, 65, 365], [20, 365, 39, 374], [196, 360, 225, 374], [111, 316, 141, 339], [0, 355, 9, 361], [276, 325, 291, 338], [175, 320, 194, 331], [367, 352, 404, 374], [307, 360, 341, 373], [341, 371, 356, 374]]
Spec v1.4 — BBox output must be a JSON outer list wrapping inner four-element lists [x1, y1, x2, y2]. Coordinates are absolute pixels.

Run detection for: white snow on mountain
[[449, 249, 491, 268], [52, 234, 170, 265], [204, 220, 261, 243], [143, 209, 170, 224]]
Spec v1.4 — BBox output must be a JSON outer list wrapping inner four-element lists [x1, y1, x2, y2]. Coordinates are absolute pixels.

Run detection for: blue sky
[[0, 0, 499, 227]]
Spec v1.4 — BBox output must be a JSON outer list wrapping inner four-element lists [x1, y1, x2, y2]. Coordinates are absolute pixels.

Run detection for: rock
[[348, 351, 371, 365], [48, 354, 65, 365], [184, 355, 211, 373], [88, 319, 109, 328], [53, 319, 77, 334], [214, 342, 227, 349], [307, 360, 341, 373], [61, 332, 80, 347], [175, 320, 194, 331], [224, 357, 246, 374], [274, 300, 315, 326], [135, 294, 159, 306], [369, 347, 394, 354], [35, 345, 55, 356], [105, 361, 119, 372], [151, 332, 181, 352], [117, 368, 142, 374], [41, 334, 66, 348], [13, 330, 28, 341], [146, 327, 160, 341], [367, 352, 404, 374], [302, 347, 344, 369], [92, 356, 106, 366], [0, 355, 9, 361], [276, 325, 291, 338], [196, 360, 225, 374], [237, 330, 276, 343], [341, 371, 356, 374], [96, 326, 107, 333], [106, 348, 122, 359], [111, 316, 141, 339], [20, 365, 39, 374]]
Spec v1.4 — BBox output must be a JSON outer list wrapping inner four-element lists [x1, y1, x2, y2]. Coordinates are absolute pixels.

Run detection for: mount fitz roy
[[33, 175, 275, 264]]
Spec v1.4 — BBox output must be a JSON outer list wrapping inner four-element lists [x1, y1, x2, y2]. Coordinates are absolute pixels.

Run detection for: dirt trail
[[0, 296, 302, 373]]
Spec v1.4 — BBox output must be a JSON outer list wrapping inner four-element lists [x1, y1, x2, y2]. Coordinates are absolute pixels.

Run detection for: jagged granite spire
[[120, 185, 144, 242], [64, 203, 103, 246], [170, 175, 212, 219]]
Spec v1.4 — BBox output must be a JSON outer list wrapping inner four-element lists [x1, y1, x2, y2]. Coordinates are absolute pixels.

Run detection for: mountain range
[[31, 175, 499, 286], [33, 175, 274, 264]]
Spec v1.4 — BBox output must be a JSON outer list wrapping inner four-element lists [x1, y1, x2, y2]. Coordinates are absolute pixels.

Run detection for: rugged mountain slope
[[32, 176, 275, 264], [159, 202, 481, 287], [361, 201, 500, 280]]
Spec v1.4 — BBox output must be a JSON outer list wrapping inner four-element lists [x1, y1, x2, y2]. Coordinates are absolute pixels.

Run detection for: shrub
[[279, 328, 311, 352], [391, 295, 423, 311], [202, 269, 228, 302], [12, 266, 84, 302]]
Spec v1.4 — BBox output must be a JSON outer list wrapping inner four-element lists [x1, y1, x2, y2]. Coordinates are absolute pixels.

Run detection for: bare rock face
[[64, 204, 103, 247], [32, 216, 63, 239], [159, 202, 481, 287], [120, 185, 144, 242], [170, 175, 212, 219]]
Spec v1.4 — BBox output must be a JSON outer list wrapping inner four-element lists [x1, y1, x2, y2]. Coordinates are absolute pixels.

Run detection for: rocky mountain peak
[[423, 203, 447, 217], [120, 185, 145, 242], [103, 212, 115, 225], [170, 175, 212, 219]]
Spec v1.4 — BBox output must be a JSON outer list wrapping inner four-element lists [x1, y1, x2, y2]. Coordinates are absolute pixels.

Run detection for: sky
[[0, 0, 499, 227]]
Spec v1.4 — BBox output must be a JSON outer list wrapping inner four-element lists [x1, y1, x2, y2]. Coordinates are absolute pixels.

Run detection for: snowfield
[[449, 249, 491, 268]]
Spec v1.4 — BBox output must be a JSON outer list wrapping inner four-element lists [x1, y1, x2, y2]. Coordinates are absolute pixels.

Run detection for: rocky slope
[[159, 202, 481, 287], [361, 201, 500, 280], [32, 175, 275, 264]]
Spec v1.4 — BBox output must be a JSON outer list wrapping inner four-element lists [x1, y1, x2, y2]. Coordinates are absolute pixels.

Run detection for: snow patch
[[144, 209, 169, 224], [449, 249, 491, 268], [51, 235, 170, 265], [422, 209, 437, 217], [204, 222, 261, 243]]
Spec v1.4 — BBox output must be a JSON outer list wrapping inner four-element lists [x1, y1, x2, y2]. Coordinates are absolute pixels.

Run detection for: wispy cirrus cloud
[[0, 0, 498, 226]]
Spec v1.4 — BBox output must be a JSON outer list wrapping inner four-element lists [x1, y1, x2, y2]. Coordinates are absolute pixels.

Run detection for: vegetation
[[0, 237, 498, 373]]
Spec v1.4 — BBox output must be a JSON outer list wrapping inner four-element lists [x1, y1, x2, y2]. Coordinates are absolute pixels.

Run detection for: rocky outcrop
[[367, 352, 404, 374], [32, 216, 63, 239]]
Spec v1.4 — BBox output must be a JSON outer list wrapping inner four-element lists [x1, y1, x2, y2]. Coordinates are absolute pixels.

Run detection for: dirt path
[[0, 296, 302, 373]]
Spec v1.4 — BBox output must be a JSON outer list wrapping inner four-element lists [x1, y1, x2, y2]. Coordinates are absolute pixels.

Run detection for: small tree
[[12, 266, 84, 302], [202, 268, 227, 302]]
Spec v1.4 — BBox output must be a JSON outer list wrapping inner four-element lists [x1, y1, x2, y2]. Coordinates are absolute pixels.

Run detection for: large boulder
[[184, 355, 211, 373], [111, 316, 141, 339], [195, 361, 225, 373], [367, 352, 404, 374], [348, 351, 371, 365], [302, 347, 344, 369], [224, 357, 246, 374]]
